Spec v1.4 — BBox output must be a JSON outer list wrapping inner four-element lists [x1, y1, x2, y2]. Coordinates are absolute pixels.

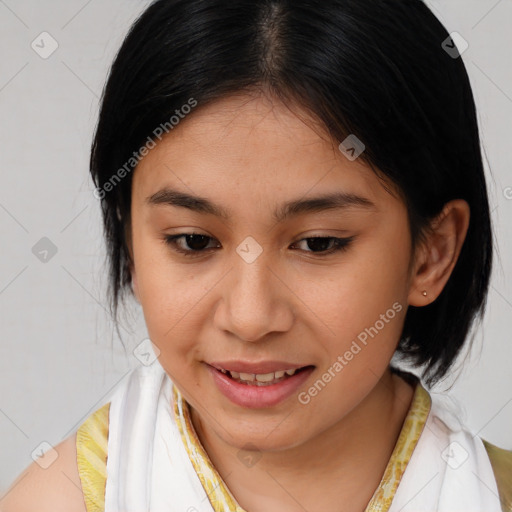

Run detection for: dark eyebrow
[[146, 187, 376, 223]]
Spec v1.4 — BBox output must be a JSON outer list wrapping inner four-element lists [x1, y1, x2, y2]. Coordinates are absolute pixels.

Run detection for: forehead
[[131, 93, 395, 212]]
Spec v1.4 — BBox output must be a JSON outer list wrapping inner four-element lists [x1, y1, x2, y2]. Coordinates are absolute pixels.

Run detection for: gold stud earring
[[422, 290, 427, 297]]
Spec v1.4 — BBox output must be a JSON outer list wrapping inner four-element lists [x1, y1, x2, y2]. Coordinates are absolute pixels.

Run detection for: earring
[[422, 290, 427, 297]]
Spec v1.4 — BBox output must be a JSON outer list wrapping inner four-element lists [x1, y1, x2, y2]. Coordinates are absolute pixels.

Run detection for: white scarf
[[103, 359, 502, 512]]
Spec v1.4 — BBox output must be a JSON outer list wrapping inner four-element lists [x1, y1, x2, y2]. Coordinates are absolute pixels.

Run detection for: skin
[[0, 434, 87, 511], [0, 90, 470, 512]]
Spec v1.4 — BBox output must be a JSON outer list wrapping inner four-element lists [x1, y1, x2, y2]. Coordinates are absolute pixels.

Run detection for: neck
[[190, 368, 415, 512]]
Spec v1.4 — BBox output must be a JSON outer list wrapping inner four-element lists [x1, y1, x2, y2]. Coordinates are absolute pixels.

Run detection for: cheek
[[132, 234, 202, 357], [299, 240, 409, 337], [295, 233, 410, 376], [140, 273, 201, 339]]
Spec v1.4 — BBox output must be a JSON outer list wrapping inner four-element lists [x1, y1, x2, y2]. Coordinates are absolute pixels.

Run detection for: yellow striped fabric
[[76, 402, 110, 512]]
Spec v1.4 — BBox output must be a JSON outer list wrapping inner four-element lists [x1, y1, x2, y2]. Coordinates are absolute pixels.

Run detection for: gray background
[[0, 0, 511, 494]]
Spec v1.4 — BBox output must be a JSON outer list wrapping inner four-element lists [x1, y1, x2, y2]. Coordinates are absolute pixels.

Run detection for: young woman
[[2, 0, 511, 511]]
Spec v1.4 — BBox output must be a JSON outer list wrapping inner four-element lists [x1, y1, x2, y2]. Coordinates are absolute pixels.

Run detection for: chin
[[220, 419, 311, 453]]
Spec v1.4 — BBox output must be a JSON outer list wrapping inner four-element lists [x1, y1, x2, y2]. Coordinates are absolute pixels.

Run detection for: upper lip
[[208, 360, 311, 374]]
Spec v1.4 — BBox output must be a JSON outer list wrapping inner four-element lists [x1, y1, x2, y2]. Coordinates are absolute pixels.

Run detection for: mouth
[[206, 362, 316, 408]]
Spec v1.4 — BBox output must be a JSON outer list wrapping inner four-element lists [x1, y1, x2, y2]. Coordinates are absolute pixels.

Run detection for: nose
[[213, 252, 294, 342]]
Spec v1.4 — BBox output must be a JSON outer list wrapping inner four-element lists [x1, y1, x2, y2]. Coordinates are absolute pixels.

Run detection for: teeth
[[255, 372, 276, 383], [223, 368, 301, 384]]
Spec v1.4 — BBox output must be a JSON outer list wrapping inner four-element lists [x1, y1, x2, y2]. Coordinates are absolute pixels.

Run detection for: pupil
[[187, 234, 210, 250], [307, 238, 331, 252]]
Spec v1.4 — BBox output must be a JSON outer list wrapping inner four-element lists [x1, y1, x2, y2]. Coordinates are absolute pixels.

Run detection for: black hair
[[90, 0, 493, 386]]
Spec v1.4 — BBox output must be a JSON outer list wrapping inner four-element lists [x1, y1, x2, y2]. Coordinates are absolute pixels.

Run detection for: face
[[129, 92, 415, 452]]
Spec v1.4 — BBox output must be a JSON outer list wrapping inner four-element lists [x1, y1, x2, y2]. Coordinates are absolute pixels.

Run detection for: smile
[[206, 363, 315, 408]]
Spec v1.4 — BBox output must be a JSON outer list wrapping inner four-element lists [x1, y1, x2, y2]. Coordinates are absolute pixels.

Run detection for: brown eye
[[164, 233, 219, 256], [292, 236, 354, 255]]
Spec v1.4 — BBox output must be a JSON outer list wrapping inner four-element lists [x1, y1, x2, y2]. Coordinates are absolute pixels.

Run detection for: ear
[[408, 199, 470, 306]]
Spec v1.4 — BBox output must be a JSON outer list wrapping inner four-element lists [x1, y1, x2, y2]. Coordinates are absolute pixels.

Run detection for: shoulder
[[0, 402, 110, 512], [0, 433, 87, 512], [482, 438, 512, 512]]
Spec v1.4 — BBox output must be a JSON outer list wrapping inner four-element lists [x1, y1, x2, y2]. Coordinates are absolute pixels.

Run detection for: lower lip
[[206, 364, 315, 409]]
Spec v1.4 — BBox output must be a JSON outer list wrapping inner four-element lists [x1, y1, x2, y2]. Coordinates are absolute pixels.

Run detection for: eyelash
[[163, 233, 355, 258]]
